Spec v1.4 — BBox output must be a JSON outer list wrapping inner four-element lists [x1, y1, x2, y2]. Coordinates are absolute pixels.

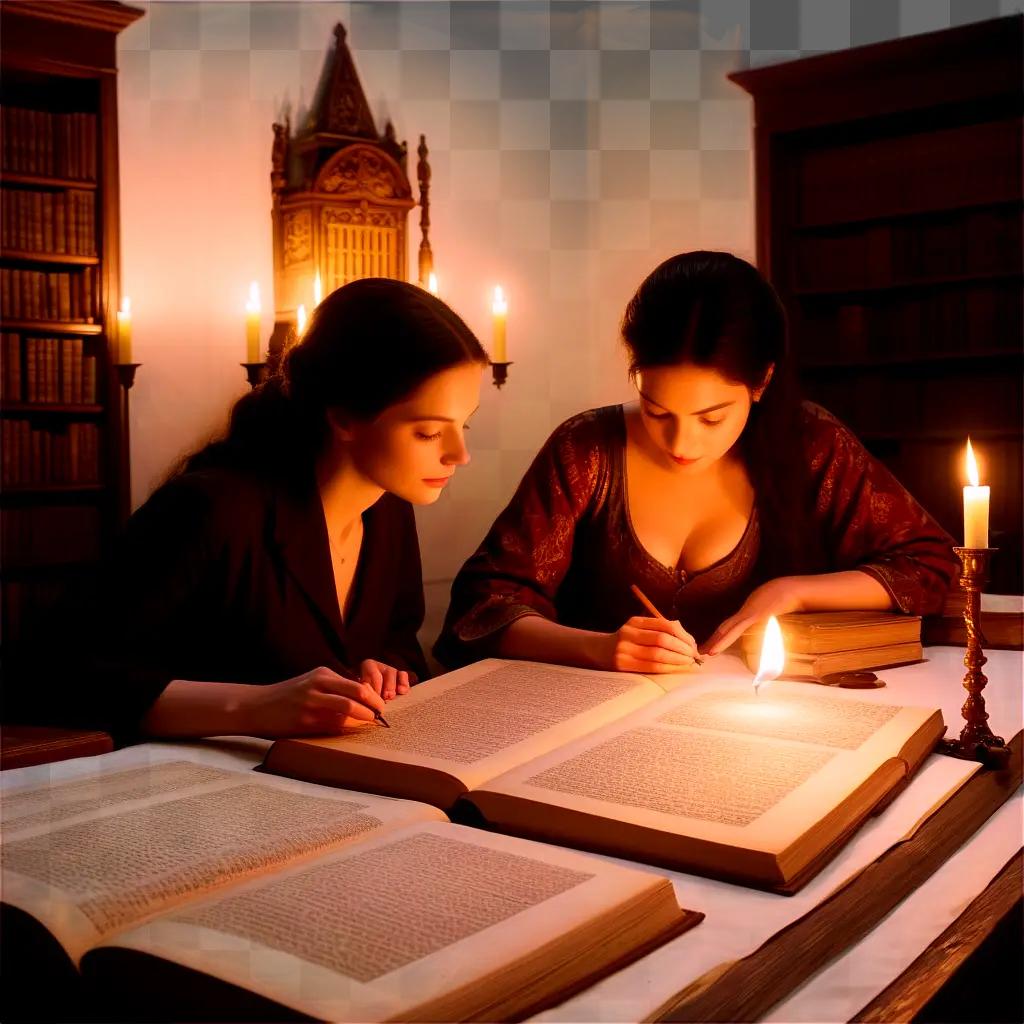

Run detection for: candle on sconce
[[296, 303, 307, 337], [427, 272, 438, 296], [313, 271, 322, 307], [753, 616, 785, 695], [492, 286, 507, 363], [116, 297, 132, 364], [245, 281, 261, 363], [963, 438, 990, 548]]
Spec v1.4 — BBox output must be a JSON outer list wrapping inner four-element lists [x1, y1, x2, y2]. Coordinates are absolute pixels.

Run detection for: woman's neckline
[[614, 403, 756, 582]]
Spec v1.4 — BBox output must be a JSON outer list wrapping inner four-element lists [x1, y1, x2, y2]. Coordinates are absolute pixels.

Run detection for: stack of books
[[739, 611, 924, 679]]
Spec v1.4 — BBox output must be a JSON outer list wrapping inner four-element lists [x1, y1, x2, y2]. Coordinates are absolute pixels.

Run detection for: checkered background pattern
[[116, 1, 1020, 642]]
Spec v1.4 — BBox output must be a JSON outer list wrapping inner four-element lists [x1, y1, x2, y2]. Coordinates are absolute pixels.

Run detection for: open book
[[1, 754, 698, 1022], [261, 659, 946, 894]]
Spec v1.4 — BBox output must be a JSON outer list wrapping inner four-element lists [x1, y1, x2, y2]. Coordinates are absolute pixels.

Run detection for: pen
[[374, 709, 391, 728], [629, 583, 705, 666]]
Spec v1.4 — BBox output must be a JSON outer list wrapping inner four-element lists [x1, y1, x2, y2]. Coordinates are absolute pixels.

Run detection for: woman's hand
[[359, 659, 416, 701], [598, 616, 700, 674], [703, 577, 804, 657], [245, 666, 387, 738]]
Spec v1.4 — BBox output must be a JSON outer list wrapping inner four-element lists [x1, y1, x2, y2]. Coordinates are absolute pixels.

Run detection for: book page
[[276, 658, 662, 792], [1, 761, 237, 835], [655, 689, 902, 750], [94, 821, 680, 1022], [474, 680, 942, 861], [1, 760, 445, 963]]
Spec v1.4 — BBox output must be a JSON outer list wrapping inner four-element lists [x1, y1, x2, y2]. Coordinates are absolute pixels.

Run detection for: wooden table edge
[[653, 732, 1023, 1022]]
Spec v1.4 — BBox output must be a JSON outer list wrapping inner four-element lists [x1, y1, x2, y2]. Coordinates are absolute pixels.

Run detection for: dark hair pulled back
[[621, 250, 822, 579], [183, 278, 487, 484]]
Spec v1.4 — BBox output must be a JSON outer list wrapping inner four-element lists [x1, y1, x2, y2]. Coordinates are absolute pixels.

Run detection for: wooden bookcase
[[731, 16, 1023, 594], [0, 1, 142, 650]]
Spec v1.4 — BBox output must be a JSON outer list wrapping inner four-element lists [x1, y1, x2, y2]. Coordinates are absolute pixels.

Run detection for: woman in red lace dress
[[436, 252, 957, 674]]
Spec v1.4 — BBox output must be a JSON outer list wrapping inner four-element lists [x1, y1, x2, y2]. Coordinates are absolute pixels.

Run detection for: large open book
[[1, 754, 698, 1022], [261, 659, 946, 893]]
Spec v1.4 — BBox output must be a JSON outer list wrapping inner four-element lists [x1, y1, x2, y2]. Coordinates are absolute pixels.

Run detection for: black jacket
[[17, 466, 428, 739]]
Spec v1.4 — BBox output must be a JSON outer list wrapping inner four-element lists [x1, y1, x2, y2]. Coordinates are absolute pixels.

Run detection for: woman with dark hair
[[436, 251, 957, 673], [35, 278, 487, 740]]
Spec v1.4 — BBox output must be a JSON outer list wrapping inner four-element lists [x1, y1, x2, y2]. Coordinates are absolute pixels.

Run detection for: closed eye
[[700, 417, 724, 427], [415, 430, 442, 441], [642, 406, 671, 421]]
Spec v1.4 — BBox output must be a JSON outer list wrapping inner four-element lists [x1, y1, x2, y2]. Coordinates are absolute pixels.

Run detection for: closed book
[[740, 610, 923, 655], [750, 640, 926, 679]]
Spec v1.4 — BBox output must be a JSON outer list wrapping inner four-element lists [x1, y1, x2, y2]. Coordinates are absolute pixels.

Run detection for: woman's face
[[634, 363, 763, 473], [341, 361, 483, 505]]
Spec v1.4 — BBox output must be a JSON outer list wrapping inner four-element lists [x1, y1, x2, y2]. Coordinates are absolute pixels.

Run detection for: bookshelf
[[0, 1, 143, 650], [731, 16, 1023, 594]]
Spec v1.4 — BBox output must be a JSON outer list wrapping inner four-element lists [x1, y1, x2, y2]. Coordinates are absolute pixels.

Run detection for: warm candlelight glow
[[963, 438, 989, 548], [492, 285, 507, 363], [116, 297, 132, 364], [313, 272, 322, 307], [427, 272, 438, 295], [965, 438, 980, 487], [753, 616, 785, 695], [296, 303, 307, 337], [245, 281, 261, 363]]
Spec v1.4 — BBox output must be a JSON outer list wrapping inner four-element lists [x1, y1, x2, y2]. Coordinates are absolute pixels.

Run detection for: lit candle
[[963, 438, 989, 548], [296, 303, 307, 337], [116, 297, 132, 364], [753, 615, 785, 695], [245, 281, 261, 363], [492, 285, 507, 363], [427, 272, 438, 296], [313, 271, 322, 307]]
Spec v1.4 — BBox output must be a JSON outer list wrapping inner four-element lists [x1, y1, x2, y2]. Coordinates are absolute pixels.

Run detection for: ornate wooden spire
[[308, 23, 377, 140]]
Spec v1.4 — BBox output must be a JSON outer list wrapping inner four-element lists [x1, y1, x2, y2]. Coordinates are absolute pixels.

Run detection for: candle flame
[[120, 297, 131, 316], [296, 303, 307, 336], [753, 616, 785, 695], [246, 280, 260, 314], [492, 285, 507, 315], [313, 272, 322, 307], [427, 272, 438, 295], [965, 438, 980, 488]]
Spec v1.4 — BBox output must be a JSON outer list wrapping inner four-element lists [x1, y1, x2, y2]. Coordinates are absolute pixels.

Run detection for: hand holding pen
[[597, 585, 703, 673]]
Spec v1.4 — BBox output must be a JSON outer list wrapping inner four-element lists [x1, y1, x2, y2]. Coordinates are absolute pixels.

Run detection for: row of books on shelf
[[1, 107, 97, 182], [1, 420, 101, 487], [1, 334, 98, 404], [807, 371, 1021, 436], [0, 578, 67, 641], [0, 266, 98, 323], [796, 284, 1023, 362], [1, 505, 101, 567], [794, 208, 1021, 292], [797, 119, 1017, 226], [1, 187, 96, 256]]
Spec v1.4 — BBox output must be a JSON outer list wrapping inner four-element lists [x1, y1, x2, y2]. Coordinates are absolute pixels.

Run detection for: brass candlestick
[[241, 362, 267, 389], [938, 547, 1009, 768], [115, 363, 140, 523], [490, 360, 512, 389]]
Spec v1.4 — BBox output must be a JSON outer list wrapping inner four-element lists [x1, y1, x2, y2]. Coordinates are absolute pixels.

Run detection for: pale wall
[[116, 0, 1018, 648]]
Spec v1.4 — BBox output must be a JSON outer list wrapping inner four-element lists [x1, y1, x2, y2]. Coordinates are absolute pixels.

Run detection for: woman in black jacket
[[26, 278, 486, 742]]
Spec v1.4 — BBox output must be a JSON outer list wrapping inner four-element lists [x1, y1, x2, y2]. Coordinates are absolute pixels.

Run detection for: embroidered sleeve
[[806, 404, 958, 615], [434, 410, 609, 667]]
